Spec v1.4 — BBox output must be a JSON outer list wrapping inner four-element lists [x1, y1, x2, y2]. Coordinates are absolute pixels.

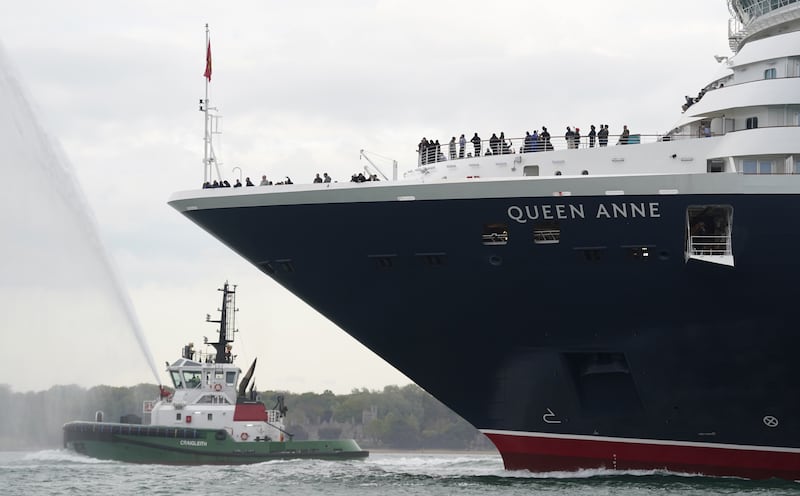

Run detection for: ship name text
[[180, 439, 208, 447], [507, 202, 661, 224]]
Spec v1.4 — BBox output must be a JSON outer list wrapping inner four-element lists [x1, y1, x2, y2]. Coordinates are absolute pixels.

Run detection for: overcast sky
[[0, 1, 733, 394]]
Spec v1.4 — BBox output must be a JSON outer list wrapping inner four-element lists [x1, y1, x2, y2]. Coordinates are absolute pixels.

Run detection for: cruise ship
[[169, 0, 800, 479]]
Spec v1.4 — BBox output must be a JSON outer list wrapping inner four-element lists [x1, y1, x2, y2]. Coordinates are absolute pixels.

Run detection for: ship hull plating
[[174, 189, 800, 478]]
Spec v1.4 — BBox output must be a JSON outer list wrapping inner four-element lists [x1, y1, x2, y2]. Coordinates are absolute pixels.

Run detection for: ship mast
[[205, 281, 237, 363], [201, 24, 221, 183]]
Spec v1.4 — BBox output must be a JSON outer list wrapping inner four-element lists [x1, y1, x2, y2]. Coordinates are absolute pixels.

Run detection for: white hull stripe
[[480, 429, 800, 454]]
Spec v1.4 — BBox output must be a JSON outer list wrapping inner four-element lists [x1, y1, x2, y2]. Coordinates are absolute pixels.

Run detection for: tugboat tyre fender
[[214, 384, 222, 392], [214, 430, 227, 441], [240, 432, 249, 441]]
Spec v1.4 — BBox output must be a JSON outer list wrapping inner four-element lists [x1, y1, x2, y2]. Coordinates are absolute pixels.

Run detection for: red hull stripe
[[482, 430, 800, 480]]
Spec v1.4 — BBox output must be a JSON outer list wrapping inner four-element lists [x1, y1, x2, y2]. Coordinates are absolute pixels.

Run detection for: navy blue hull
[[180, 193, 800, 476]]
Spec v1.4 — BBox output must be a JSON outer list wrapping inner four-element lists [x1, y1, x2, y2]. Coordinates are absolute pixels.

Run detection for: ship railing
[[416, 133, 689, 166], [689, 235, 731, 256], [533, 229, 561, 244]]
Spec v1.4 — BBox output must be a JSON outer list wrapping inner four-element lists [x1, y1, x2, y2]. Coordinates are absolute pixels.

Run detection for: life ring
[[214, 384, 222, 392], [240, 432, 249, 441]]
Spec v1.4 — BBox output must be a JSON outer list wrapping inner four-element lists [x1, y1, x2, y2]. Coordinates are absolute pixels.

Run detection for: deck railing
[[689, 235, 732, 256]]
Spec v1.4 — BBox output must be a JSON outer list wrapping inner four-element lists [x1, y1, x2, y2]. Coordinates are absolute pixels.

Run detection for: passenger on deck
[[245, 177, 255, 186], [323, 172, 332, 183], [418, 137, 429, 165], [540, 127, 553, 151], [500, 132, 510, 154], [565, 127, 575, 149], [471, 133, 482, 157], [202, 181, 211, 188], [618, 125, 630, 145], [313, 173, 323, 183], [212, 180, 219, 188], [222, 180, 231, 187], [588, 125, 597, 148], [459, 134, 466, 159], [260, 175, 269, 186], [489, 133, 500, 155], [523, 132, 532, 153], [234, 179, 242, 187], [598, 125, 609, 147], [449, 137, 457, 160], [531, 130, 540, 151]]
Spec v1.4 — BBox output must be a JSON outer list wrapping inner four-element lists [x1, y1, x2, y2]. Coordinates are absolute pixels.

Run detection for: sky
[[0, 0, 733, 394]]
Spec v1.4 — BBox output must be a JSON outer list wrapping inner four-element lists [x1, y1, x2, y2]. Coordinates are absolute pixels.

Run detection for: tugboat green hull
[[63, 421, 369, 464]]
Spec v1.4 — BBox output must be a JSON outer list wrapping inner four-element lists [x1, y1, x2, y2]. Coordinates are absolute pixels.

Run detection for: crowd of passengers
[[201, 170, 381, 189], [418, 125, 630, 165]]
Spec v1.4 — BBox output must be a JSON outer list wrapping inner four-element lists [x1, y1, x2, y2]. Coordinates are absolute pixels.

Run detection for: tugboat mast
[[205, 281, 237, 363]]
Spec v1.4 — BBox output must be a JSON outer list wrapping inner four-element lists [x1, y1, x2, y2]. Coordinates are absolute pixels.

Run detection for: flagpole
[[203, 23, 211, 183]]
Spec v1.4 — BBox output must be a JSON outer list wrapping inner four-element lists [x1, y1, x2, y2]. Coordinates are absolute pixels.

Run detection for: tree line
[[0, 383, 493, 451]]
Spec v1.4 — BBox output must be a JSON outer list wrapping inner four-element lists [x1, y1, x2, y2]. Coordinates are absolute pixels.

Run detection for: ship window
[[742, 159, 774, 174], [624, 246, 653, 260], [482, 224, 508, 245], [276, 259, 294, 273], [170, 371, 184, 389], [416, 252, 446, 266], [183, 370, 202, 388], [226, 371, 236, 385], [764, 68, 776, 79], [746, 117, 758, 129], [176, 413, 182, 421], [575, 247, 605, 262], [523, 165, 540, 176], [707, 159, 724, 173], [533, 222, 560, 244], [368, 254, 397, 269], [208, 413, 213, 421]]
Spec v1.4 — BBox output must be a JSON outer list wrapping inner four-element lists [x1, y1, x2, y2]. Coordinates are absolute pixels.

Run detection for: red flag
[[204, 40, 212, 81]]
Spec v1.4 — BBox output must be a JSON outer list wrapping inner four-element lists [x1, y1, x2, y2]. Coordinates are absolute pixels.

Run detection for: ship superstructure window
[[742, 159, 774, 174], [523, 165, 540, 176], [482, 224, 508, 245], [183, 370, 202, 388], [764, 68, 776, 79], [533, 222, 560, 244], [170, 371, 184, 389], [226, 371, 236, 385], [746, 117, 758, 129], [197, 395, 231, 404]]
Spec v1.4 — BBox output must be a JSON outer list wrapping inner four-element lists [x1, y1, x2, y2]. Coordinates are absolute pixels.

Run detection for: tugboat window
[[183, 371, 202, 388], [226, 371, 236, 385], [170, 371, 183, 389]]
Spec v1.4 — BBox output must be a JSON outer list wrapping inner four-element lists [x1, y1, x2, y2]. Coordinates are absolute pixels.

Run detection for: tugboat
[[63, 282, 368, 464]]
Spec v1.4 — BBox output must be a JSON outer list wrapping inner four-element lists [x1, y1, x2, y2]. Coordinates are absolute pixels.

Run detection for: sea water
[[1, 450, 797, 496]]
